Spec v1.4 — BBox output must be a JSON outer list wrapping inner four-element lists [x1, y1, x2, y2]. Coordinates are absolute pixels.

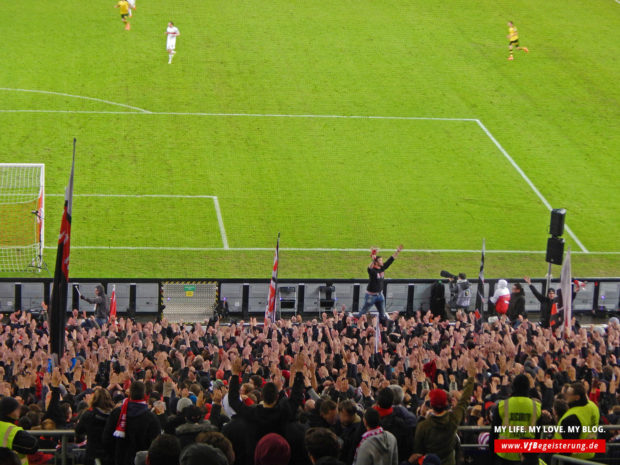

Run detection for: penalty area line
[[46, 193, 228, 249]]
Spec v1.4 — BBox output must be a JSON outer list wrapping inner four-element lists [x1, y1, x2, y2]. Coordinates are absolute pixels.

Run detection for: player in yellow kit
[[507, 21, 529, 60], [115, 0, 132, 30]]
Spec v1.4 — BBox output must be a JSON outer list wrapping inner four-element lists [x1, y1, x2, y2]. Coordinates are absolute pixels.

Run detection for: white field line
[[40, 246, 619, 254], [475, 119, 589, 253], [9, 104, 590, 254], [211, 197, 229, 249], [46, 193, 216, 198], [46, 193, 228, 249], [0, 108, 473, 121], [0, 88, 151, 113]]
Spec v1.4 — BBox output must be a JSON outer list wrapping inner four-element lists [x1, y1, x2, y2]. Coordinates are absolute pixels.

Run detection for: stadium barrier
[[1, 277, 618, 321], [25, 426, 620, 465]]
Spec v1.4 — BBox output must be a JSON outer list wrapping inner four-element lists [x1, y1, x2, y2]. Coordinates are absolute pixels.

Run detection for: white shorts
[[166, 38, 176, 51]]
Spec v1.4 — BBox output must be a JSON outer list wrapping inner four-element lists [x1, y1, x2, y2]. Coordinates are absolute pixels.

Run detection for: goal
[[0, 164, 45, 272]]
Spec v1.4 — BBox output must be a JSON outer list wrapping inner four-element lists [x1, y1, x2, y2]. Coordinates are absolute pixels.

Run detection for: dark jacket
[[507, 290, 526, 322], [367, 257, 394, 293], [82, 285, 109, 320], [228, 371, 304, 440], [75, 408, 113, 465], [413, 377, 474, 465], [221, 416, 257, 465], [528, 285, 557, 328], [175, 420, 217, 450], [379, 409, 414, 463], [0, 418, 38, 455], [43, 386, 66, 427], [430, 281, 447, 319], [103, 402, 161, 465], [338, 416, 365, 464]]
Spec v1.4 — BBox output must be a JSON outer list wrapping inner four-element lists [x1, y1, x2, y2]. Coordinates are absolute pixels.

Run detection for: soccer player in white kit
[[166, 22, 180, 64], [127, 0, 135, 17]]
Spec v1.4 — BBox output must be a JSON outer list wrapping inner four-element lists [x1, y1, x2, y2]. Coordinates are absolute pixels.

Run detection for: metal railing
[[27, 425, 620, 465], [26, 430, 74, 465], [550, 456, 607, 465]]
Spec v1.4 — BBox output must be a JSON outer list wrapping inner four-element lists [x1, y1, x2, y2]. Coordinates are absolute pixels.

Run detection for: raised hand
[[231, 357, 243, 376]]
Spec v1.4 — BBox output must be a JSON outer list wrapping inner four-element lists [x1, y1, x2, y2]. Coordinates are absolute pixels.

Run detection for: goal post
[[0, 164, 45, 272]]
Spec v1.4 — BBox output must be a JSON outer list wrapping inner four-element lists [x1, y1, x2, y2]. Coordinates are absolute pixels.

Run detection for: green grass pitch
[[1, 0, 618, 279]]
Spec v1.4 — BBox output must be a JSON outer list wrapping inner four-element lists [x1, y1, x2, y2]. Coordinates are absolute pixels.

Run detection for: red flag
[[110, 285, 117, 321], [265, 234, 280, 324], [49, 140, 76, 358], [550, 302, 559, 328], [475, 309, 481, 320]]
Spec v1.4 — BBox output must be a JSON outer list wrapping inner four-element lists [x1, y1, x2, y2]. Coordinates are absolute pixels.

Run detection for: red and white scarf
[[113, 398, 147, 438], [354, 426, 384, 461]]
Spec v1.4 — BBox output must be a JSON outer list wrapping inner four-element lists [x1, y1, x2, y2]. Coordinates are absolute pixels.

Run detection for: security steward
[[554, 382, 600, 460], [0, 397, 39, 464], [491, 374, 542, 465]]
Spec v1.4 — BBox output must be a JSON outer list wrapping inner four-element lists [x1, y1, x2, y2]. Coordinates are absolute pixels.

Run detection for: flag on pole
[[265, 233, 280, 324], [374, 316, 382, 354], [560, 247, 572, 337], [110, 285, 117, 321], [49, 139, 76, 359], [474, 239, 486, 316]]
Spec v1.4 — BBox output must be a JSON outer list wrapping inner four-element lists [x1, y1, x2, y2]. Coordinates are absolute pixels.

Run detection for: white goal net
[[0, 164, 45, 272]]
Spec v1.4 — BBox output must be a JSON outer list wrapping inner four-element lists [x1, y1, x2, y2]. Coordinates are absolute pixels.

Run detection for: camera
[[440, 270, 457, 280]]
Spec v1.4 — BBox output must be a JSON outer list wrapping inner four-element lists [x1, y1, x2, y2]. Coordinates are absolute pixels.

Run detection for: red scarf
[[374, 406, 393, 417], [113, 398, 147, 438], [354, 427, 384, 460]]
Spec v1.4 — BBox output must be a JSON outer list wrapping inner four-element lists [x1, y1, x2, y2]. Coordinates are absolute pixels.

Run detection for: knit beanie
[[254, 433, 291, 465], [0, 397, 20, 419], [179, 443, 227, 465]]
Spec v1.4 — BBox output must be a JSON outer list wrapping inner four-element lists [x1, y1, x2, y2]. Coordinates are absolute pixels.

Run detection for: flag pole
[[474, 238, 486, 324], [274, 232, 280, 321], [265, 233, 280, 325], [49, 139, 76, 363]]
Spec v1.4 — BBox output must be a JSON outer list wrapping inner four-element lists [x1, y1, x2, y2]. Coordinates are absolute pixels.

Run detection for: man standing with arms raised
[[356, 245, 403, 324]]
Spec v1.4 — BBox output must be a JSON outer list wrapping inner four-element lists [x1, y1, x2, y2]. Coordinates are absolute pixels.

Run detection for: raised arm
[[393, 244, 404, 259], [523, 276, 544, 302]]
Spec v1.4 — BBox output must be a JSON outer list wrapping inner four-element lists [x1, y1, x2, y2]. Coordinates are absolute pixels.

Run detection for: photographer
[[442, 272, 471, 312]]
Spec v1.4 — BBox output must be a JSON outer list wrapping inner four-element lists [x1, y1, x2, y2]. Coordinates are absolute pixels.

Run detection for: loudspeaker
[[549, 208, 566, 237], [546, 237, 565, 265]]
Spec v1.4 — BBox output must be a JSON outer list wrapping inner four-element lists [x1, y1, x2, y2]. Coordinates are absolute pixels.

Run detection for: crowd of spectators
[[0, 302, 619, 465]]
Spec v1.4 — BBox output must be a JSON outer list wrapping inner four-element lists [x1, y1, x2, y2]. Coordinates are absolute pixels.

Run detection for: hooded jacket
[[413, 376, 474, 465], [175, 420, 217, 450], [507, 289, 526, 322], [490, 280, 510, 314], [103, 401, 160, 465], [75, 407, 112, 465], [354, 428, 398, 465]]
